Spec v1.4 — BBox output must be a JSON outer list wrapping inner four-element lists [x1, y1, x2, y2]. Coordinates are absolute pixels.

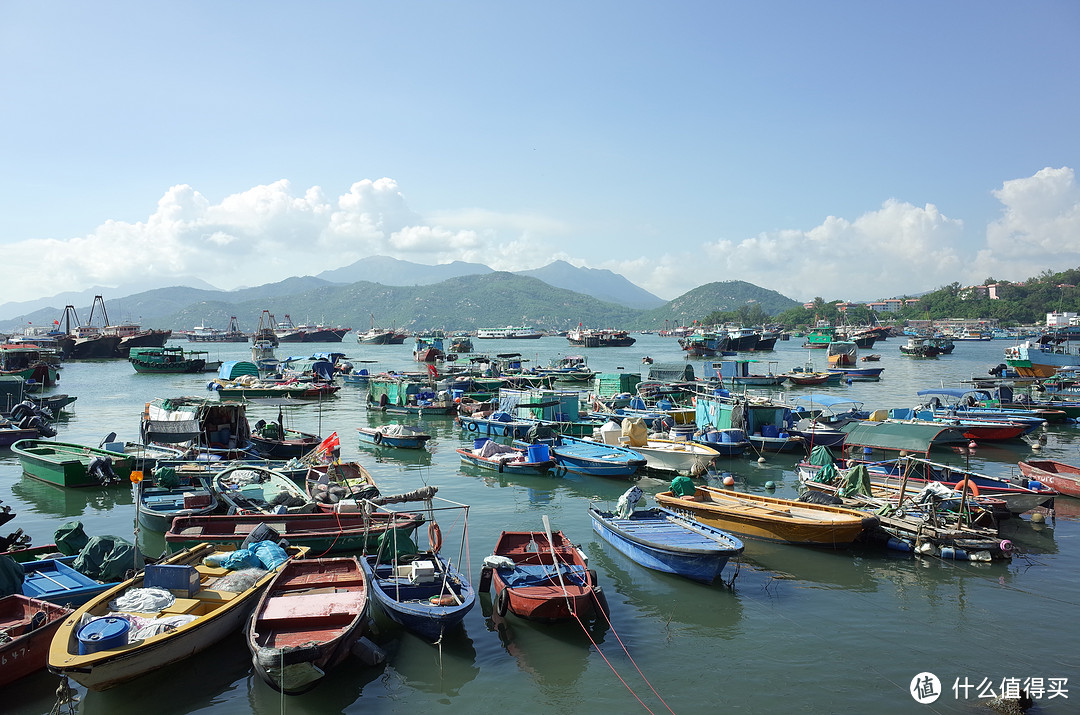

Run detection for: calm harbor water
[[4, 335, 1078, 714]]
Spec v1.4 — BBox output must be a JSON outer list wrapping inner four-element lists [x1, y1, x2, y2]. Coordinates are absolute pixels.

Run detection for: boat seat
[[259, 591, 365, 622], [160, 598, 201, 615], [194, 589, 239, 602]]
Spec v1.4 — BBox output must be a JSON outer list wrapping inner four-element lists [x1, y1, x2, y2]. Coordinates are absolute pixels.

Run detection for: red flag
[[316, 431, 339, 455], [426, 363, 438, 376]]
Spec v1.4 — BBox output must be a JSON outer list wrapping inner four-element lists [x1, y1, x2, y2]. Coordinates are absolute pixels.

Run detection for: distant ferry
[[476, 326, 544, 339]]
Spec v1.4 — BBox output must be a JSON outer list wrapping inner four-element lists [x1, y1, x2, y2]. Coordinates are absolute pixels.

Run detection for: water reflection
[[80, 632, 250, 715], [481, 592, 608, 690], [245, 653, 383, 714], [357, 442, 434, 469], [381, 628, 479, 697], [9, 475, 134, 517], [585, 542, 745, 638]]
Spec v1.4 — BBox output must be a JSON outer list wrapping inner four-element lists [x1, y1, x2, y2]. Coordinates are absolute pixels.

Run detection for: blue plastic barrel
[[78, 616, 131, 654], [527, 444, 550, 463]]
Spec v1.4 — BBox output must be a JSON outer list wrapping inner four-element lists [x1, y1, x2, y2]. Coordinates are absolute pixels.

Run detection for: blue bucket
[[78, 616, 131, 655], [527, 443, 550, 463]]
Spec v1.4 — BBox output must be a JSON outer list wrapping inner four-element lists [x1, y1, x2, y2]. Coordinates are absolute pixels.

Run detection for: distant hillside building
[[1047, 311, 1078, 328]]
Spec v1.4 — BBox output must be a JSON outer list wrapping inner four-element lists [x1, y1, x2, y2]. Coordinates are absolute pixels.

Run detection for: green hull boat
[[10, 439, 133, 488]]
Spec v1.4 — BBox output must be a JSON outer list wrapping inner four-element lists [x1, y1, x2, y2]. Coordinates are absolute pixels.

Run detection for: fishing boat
[[519, 432, 647, 478], [212, 464, 317, 515], [655, 483, 878, 547], [250, 340, 281, 373], [1017, 459, 1080, 498], [357, 424, 431, 449], [250, 420, 321, 459], [186, 316, 248, 342], [129, 346, 207, 374], [597, 418, 720, 475], [0, 594, 71, 687], [140, 396, 254, 457], [589, 487, 744, 583], [566, 327, 635, 348], [164, 510, 425, 554], [47, 542, 308, 691], [413, 331, 446, 362], [826, 365, 885, 381], [134, 468, 219, 532], [367, 375, 455, 415], [457, 440, 555, 475], [11, 439, 132, 488], [482, 526, 605, 622], [898, 337, 941, 358], [247, 556, 373, 694], [305, 460, 381, 510], [0, 343, 61, 386], [360, 496, 475, 642]]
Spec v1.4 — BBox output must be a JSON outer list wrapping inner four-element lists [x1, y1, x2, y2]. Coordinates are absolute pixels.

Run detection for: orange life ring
[[429, 522, 443, 553], [954, 478, 980, 497]]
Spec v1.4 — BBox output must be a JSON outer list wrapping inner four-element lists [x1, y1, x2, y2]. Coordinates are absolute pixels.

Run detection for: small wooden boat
[[827, 366, 884, 382], [0, 594, 71, 687], [655, 484, 878, 547], [247, 556, 372, 694], [305, 461, 380, 510], [589, 493, 744, 583], [456, 441, 554, 475], [48, 542, 308, 691], [482, 527, 605, 622], [213, 464, 317, 515], [357, 424, 431, 449], [164, 510, 425, 554], [783, 371, 832, 386], [135, 469, 219, 532], [250, 421, 321, 459], [1017, 459, 1080, 498], [11, 439, 133, 488], [359, 496, 475, 642], [361, 551, 475, 642], [860, 354, 881, 362], [524, 434, 647, 478], [20, 557, 112, 606]]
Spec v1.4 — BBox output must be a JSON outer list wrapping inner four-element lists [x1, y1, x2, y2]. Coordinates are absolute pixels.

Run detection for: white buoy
[[757, 456, 766, 464], [1031, 512, 1045, 524], [1032, 442, 1042, 451]]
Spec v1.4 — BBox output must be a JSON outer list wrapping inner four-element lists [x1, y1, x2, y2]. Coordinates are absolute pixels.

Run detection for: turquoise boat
[[129, 347, 206, 374], [11, 440, 133, 488]]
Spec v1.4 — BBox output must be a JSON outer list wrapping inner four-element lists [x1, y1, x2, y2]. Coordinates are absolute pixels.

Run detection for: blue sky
[[2, 2, 1078, 304]]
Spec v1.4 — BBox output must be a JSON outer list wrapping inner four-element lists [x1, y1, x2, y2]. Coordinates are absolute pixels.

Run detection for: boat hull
[[1017, 460, 1080, 498], [0, 595, 71, 688], [11, 440, 133, 488], [589, 507, 744, 583], [655, 487, 877, 547], [361, 553, 475, 642]]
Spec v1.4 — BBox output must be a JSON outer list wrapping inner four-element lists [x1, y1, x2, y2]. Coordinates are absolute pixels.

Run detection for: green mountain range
[[0, 272, 794, 334]]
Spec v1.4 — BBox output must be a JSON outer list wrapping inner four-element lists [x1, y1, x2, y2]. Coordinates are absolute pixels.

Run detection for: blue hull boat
[[20, 557, 110, 606], [515, 434, 647, 478], [589, 505, 744, 583], [359, 553, 475, 642]]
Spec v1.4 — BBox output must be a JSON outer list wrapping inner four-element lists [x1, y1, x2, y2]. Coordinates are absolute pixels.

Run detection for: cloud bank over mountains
[[7, 167, 1078, 303]]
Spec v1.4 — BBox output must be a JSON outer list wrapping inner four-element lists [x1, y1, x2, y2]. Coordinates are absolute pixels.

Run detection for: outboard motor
[[19, 414, 56, 437], [87, 456, 120, 486], [10, 401, 37, 421]]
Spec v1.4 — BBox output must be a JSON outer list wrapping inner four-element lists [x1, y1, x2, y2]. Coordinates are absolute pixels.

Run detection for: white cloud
[[601, 200, 966, 301], [974, 167, 1080, 280], [8, 168, 1079, 308]]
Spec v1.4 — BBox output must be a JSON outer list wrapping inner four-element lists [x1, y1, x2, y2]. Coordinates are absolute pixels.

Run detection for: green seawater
[[4, 336, 1078, 714]]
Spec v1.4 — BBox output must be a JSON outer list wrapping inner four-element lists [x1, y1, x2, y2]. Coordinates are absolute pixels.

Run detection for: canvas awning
[[841, 421, 966, 454], [141, 419, 203, 443]]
